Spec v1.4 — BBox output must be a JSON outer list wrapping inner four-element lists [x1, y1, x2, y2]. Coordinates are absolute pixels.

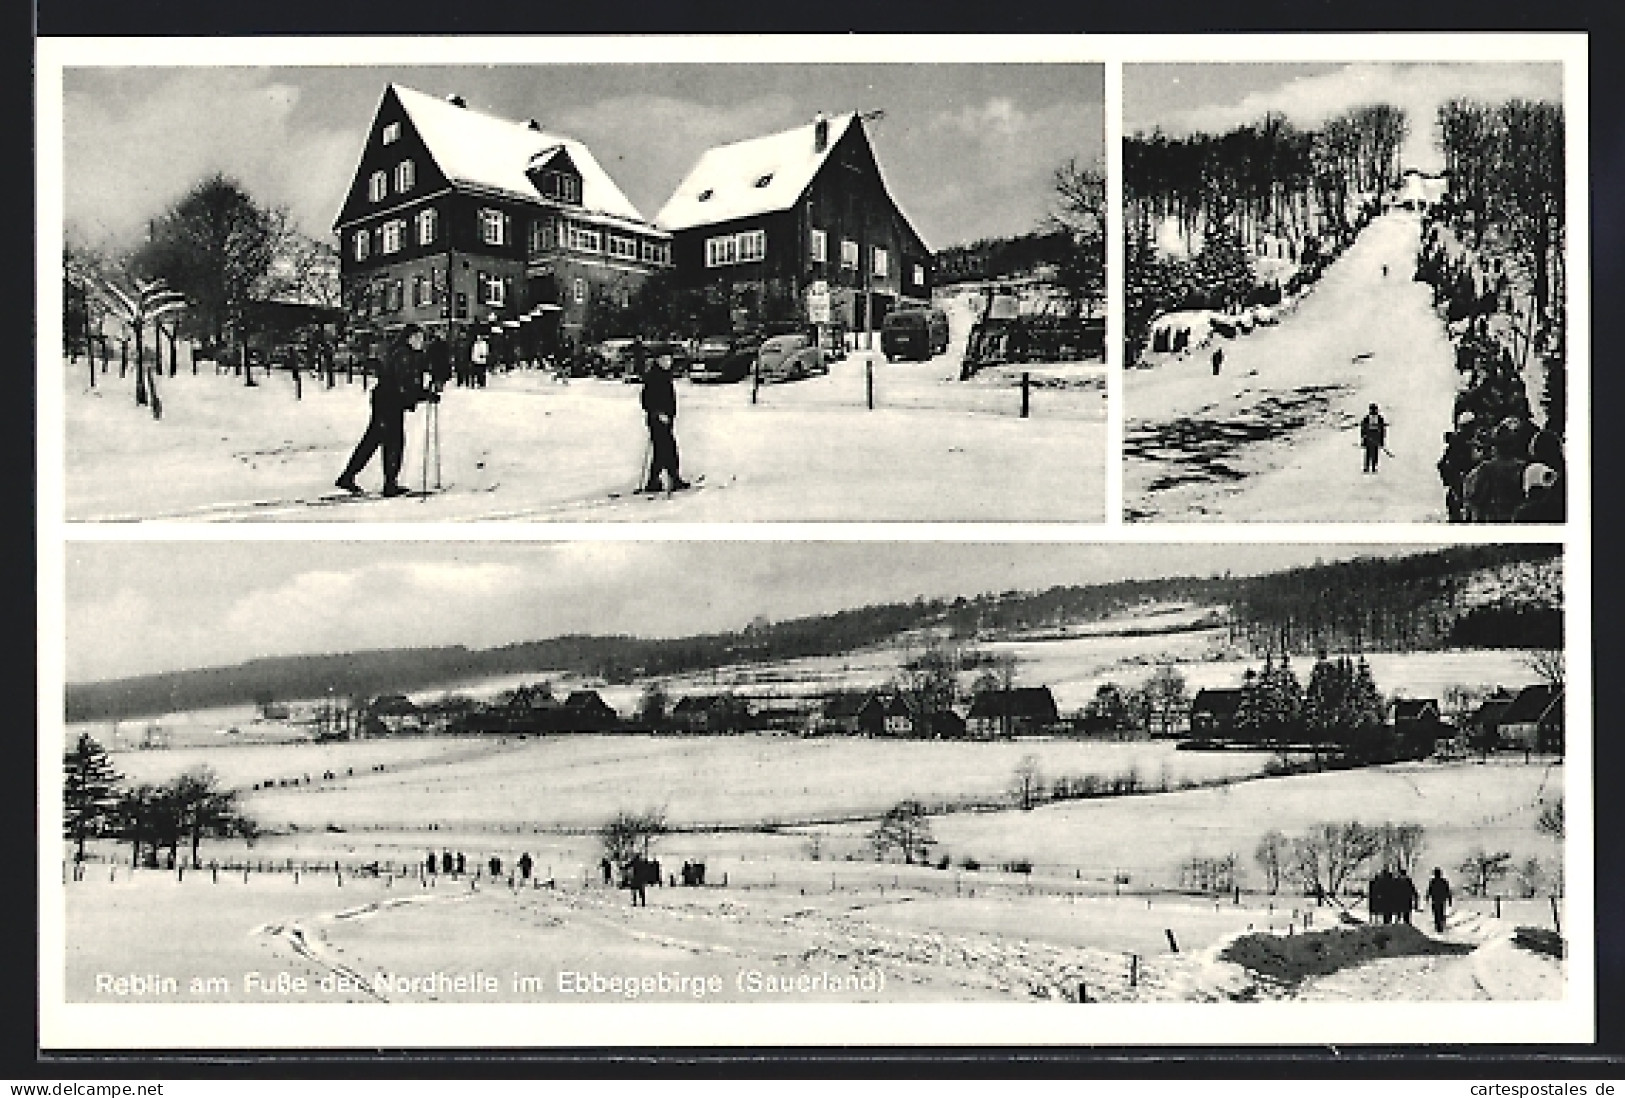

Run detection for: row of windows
[[810, 228, 920, 284], [357, 269, 607, 316], [354, 207, 670, 266], [369, 160, 416, 203], [705, 229, 766, 268]]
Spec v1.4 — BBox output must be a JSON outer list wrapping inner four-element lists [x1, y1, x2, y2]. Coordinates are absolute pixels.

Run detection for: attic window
[[754, 173, 773, 188], [382, 122, 401, 145], [697, 189, 714, 202]]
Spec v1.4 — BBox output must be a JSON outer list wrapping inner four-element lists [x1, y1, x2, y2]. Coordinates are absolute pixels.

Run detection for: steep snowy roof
[[392, 84, 652, 227], [656, 113, 858, 232]]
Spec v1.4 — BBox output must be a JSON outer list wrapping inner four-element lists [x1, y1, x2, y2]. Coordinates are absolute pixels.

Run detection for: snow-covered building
[[965, 687, 1060, 739], [656, 112, 933, 335], [333, 84, 671, 349]]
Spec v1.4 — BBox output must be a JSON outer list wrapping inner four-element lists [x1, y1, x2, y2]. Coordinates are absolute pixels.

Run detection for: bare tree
[[1375, 822, 1428, 876], [1011, 754, 1045, 811], [1523, 648, 1564, 692], [1290, 821, 1382, 903], [98, 275, 186, 417], [871, 800, 934, 865], [1255, 829, 1289, 895], [1459, 848, 1513, 897], [599, 808, 668, 871]]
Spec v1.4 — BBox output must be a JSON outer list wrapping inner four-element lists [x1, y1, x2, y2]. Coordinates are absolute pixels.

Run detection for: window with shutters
[[416, 208, 437, 246], [368, 171, 387, 203], [840, 239, 859, 269], [872, 247, 889, 278], [412, 275, 428, 307], [353, 231, 370, 262], [381, 220, 404, 255], [810, 229, 827, 263], [394, 160, 415, 193], [479, 208, 507, 246]]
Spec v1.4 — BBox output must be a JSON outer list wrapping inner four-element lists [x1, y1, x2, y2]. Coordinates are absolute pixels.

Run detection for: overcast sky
[[66, 541, 1450, 683], [1123, 62, 1562, 174], [62, 63, 1103, 252]]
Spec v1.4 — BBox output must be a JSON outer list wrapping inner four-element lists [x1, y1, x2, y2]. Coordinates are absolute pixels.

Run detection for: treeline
[[1227, 543, 1560, 656], [1126, 106, 1408, 257], [1124, 105, 1407, 359], [68, 545, 1561, 724], [936, 230, 1078, 285]]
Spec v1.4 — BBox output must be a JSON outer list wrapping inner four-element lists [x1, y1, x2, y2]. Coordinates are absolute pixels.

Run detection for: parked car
[[688, 333, 762, 384], [880, 306, 950, 362], [755, 332, 829, 383], [587, 338, 638, 378], [622, 340, 691, 382]]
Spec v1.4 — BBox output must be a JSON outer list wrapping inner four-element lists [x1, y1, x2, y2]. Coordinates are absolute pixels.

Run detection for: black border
[[27, 0, 1624, 1078]]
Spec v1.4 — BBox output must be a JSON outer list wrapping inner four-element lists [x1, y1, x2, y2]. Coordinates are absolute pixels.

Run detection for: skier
[[1426, 867, 1453, 933], [517, 851, 533, 881], [638, 356, 690, 493], [1359, 403, 1388, 474], [1211, 347, 1224, 377], [335, 324, 437, 497]]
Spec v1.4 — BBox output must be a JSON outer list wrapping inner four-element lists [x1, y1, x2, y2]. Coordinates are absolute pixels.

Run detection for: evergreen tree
[[63, 733, 122, 862]]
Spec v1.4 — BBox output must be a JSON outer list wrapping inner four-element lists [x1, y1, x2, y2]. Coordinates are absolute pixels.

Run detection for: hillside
[[65, 544, 1560, 723]]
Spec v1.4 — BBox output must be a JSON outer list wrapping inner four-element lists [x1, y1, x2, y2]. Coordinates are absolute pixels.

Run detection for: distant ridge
[[66, 544, 1560, 724]]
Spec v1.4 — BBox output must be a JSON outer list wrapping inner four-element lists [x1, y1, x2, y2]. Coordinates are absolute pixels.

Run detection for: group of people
[[424, 848, 537, 882], [335, 324, 689, 498], [1369, 866, 1455, 934], [1416, 219, 1567, 525]]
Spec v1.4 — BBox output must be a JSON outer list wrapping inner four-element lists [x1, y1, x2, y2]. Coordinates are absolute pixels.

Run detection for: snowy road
[[62, 348, 1105, 523], [1126, 210, 1457, 522]]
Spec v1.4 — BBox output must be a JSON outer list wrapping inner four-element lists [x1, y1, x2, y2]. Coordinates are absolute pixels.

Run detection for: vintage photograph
[[1121, 62, 1569, 523], [57, 540, 1570, 1020], [57, 61, 1106, 522]]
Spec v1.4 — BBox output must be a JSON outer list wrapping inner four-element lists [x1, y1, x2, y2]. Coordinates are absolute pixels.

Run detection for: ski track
[[1127, 210, 1457, 522]]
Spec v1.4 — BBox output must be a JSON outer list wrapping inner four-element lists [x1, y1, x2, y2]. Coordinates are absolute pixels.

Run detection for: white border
[[37, 32, 1591, 1051]]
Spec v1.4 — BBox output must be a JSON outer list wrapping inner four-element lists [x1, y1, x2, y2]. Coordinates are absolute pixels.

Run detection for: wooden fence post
[[1164, 929, 1179, 953], [866, 360, 874, 410], [1020, 372, 1030, 418]]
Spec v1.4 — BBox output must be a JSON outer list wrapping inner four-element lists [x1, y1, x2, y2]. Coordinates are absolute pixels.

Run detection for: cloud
[[63, 69, 359, 244], [1151, 63, 1563, 173], [909, 97, 1104, 246]]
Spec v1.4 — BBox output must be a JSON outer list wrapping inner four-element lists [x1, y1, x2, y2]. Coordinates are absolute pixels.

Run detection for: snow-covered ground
[[1126, 210, 1457, 522], [61, 339, 1105, 522]]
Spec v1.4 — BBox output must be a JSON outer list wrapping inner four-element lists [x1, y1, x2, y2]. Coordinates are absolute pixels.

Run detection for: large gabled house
[[1188, 688, 1245, 740], [1497, 685, 1564, 754], [656, 112, 933, 337], [333, 84, 671, 352], [965, 687, 1060, 739]]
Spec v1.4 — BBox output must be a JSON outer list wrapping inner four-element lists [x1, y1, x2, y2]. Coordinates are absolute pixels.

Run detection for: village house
[[656, 112, 933, 339], [965, 686, 1060, 739], [561, 690, 621, 732], [817, 692, 886, 736], [1468, 689, 1517, 751], [333, 84, 670, 353], [879, 694, 916, 737], [1188, 688, 1245, 740], [1496, 685, 1564, 754]]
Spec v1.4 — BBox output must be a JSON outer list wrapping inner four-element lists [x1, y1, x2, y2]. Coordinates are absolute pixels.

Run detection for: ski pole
[[637, 436, 653, 492], [432, 400, 442, 489]]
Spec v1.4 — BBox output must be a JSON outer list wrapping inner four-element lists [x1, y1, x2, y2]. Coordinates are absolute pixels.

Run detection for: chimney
[[446, 93, 467, 108], [814, 112, 829, 154], [527, 119, 543, 131]]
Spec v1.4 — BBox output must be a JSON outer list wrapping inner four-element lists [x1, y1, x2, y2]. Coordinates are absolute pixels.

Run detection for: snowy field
[[1126, 210, 1457, 522], [63, 756, 1565, 1005], [61, 337, 1106, 522]]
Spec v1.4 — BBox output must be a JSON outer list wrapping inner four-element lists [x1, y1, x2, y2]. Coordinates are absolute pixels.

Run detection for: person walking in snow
[[638, 357, 690, 493], [1211, 347, 1224, 377], [517, 852, 533, 881], [1359, 403, 1388, 474], [1395, 870, 1419, 926], [1463, 421, 1529, 523], [335, 324, 436, 497], [1426, 867, 1453, 933]]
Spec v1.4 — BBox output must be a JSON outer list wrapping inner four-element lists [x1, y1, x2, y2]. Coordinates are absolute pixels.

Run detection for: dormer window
[[368, 171, 387, 203], [382, 122, 401, 145], [394, 160, 415, 193], [754, 173, 773, 188], [697, 189, 714, 202]]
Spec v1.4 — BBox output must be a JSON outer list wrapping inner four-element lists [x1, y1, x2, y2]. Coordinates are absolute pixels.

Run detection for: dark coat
[[373, 344, 427, 414], [1360, 413, 1388, 447], [641, 365, 677, 420]]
